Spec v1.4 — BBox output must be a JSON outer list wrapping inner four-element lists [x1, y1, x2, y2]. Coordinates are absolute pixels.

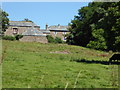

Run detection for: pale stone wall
[[50, 31, 69, 41], [5, 26, 40, 36], [20, 36, 48, 43]]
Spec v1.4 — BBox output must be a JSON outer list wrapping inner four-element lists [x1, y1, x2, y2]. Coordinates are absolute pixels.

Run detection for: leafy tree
[[46, 35, 63, 43], [23, 18, 33, 22], [54, 37, 63, 43], [46, 35, 55, 43], [87, 28, 107, 50], [67, 2, 120, 51], [15, 34, 23, 40], [0, 8, 9, 34]]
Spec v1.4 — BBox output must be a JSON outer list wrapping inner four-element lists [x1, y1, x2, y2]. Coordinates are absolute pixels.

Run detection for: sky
[[2, 2, 89, 29]]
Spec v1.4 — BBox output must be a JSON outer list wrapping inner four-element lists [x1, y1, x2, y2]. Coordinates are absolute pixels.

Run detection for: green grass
[[2, 40, 119, 88]]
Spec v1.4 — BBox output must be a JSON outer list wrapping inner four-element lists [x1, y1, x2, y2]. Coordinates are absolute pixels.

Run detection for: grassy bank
[[2, 40, 119, 88]]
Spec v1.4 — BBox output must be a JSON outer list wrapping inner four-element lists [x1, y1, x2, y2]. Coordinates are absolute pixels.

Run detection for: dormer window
[[13, 28, 18, 35], [54, 31, 57, 36]]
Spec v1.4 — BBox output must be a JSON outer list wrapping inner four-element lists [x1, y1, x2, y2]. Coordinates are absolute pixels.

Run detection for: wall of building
[[20, 36, 48, 43], [50, 31, 69, 41], [5, 25, 70, 42], [5, 26, 40, 36]]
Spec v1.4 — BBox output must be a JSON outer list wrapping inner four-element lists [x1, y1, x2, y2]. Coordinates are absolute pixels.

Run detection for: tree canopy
[[22, 18, 33, 22], [0, 8, 9, 34], [66, 2, 120, 52]]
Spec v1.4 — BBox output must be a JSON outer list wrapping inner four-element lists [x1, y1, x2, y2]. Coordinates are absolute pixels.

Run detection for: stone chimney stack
[[39, 26, 40, 31], [46, 23, 48, 30], [58, 24, 60, 28]]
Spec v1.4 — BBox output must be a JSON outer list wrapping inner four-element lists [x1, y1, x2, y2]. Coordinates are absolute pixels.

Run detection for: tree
[[22, 18, 33, 22], [66, 2, 120, 51], [0, 8, 9, 34]]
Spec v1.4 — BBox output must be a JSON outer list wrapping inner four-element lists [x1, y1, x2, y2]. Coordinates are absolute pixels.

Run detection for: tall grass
[[2, 40, 119, 88]]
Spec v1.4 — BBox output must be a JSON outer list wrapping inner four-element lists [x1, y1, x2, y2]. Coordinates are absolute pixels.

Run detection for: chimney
[[58, 24, 60, 28], [46, 23, 48, 30], [38, 26, 40, 31]]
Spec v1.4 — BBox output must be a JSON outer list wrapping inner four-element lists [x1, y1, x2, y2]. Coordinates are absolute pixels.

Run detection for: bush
[[46, 35, 63, 43], [46, 35, 55, 43], [55, 37, 63, 43], [15, 34, 23, 40], [2, 35, 16, 41]]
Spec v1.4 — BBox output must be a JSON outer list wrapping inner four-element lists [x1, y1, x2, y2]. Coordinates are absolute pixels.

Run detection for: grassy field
[[2, 40, 119, 88]]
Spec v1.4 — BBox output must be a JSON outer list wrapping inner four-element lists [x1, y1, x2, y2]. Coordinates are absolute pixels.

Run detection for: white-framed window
[[54, 31, 57, 35], [63, 32, 66, 35]]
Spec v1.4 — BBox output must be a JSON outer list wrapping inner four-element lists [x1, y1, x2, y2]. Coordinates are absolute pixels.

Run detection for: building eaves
[[40, 29, 50, 34], [22, 27, 46, 36], [48, 25, 69, 31]]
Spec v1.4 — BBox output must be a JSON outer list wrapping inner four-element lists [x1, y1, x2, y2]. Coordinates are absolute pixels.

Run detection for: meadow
[[2, 40, 119, 88]]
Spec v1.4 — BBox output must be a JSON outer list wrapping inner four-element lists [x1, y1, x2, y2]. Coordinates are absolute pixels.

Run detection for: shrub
[[46, 35, 63, 43], [46, 35, 55, 43], [54, 37, 63, 43], [0, 35, 2, 40], [2, 35, 16, 41], [15, 34, 23, 40]]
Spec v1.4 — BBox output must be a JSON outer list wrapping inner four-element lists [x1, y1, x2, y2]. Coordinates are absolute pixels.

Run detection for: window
[[54, 31, 57, 35], [63, 32, 66, 35], [13, 28, 18, 34], [63, 36, 66, 41]]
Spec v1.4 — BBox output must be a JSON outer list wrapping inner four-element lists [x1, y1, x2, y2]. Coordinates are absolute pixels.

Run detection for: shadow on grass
[[71, 59, 120, 65]]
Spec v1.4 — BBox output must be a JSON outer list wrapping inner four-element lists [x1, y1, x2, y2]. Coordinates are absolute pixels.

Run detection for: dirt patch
[[50, 50, 70, 54], [97, 54, 110, 57]]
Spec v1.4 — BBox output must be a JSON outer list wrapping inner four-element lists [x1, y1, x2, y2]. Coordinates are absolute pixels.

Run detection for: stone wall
[[50, 31, 69, 41], [5, 26, 40, 36], [20, 36, 48, 43]]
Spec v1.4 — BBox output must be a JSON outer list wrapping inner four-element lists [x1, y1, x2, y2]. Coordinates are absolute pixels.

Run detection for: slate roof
[[40, 29, 50, 34], [9, 21, 40, 27], [22, 26, 46, 36], [48, 25, 69, 31]]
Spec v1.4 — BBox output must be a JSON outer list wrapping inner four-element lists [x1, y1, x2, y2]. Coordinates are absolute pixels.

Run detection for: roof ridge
[[10, 21, 33, 23]]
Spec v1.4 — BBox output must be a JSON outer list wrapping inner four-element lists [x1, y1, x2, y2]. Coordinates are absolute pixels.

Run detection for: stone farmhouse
[[5, 21, 69, 43], [48, 24, 69, 41], [42, 24, 69, 41]]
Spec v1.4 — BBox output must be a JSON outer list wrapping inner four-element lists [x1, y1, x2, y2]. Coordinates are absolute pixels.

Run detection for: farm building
[[5, 21, 69, 42], [20, 25, 48, 43], [5, 21, 48, 43], [47, 24, 69, 41], [5, 21, 40, 36], [40, 24, 69, 41]]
